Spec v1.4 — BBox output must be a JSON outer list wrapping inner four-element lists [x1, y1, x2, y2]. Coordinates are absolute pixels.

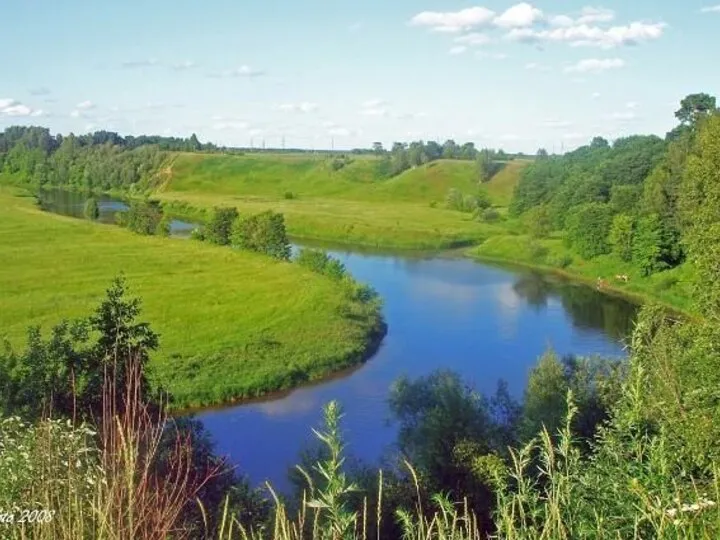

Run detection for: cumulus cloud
[[525, 62, 551, 71], [591, 92, 602, 99], [507, 21, 666, 48], [278, 102, 318, 113], [494, 3, 543, 28], [171, 60, 196, 70], [0, 98, 43, 117], [360, 107, 388, 117], [328, 127, 352, 137], [76, 100, 96, 110], [550, 7, 616, 26], [564, 58, 625, 73], [449, 45, 468, 55], [476, 51, 508, 60], [362, 99, 386, 108], [454, 32, 492, 45], [228, 65, 264, 77], [409, 7, 495, 33], [700, 5, 720, 13], [610, 110, 638, 121], [121, 59, 159, 69]]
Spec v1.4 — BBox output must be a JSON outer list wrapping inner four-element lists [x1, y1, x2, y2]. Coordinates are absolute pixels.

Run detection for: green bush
[[231, 210, 291, 260], [205, 206, 239, 245], [83, 197, 99, 220]]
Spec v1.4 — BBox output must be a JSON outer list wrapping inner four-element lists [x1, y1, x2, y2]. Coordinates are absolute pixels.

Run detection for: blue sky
[[1, 0, 719, 152]]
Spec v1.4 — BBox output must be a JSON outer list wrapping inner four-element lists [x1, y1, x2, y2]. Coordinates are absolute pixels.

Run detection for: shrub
[[295, 248, 347, 280], [479, 208, 500, 222], [565, 202, 614, 259], [283, 191, 296, 200], [205, 207, 239, 246], [84, 197, 99, 220], [231, 210, 291, 260], [124, 199, 164, 235]]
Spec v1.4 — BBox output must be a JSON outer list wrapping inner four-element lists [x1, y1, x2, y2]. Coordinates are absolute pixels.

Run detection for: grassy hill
[[155, 153, 529, 248], [0, 188, 381, 408]]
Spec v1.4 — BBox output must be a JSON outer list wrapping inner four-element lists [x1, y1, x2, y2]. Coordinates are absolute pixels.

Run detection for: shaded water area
[[197, 247, 638, 493], [35, 189, 640, 493], [36, 187, 196, 237]]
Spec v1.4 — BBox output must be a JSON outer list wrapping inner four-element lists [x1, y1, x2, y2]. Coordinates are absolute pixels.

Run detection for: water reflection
[[36, 187, 197, 238], [198, 249, 639, 492]]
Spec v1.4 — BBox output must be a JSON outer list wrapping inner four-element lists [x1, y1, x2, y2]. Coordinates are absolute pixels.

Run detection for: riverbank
[[159, 196, 694, 316], [0, 186, 385, 409]]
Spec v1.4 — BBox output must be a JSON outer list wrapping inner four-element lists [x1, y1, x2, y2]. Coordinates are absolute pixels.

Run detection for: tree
[[371, 142, 384, 155], [407, 141, 425, 167], [205, 207, 239, 245], [536, 148, 549, 159], [590, 136, 610, 149], [125, 200, 164, 235], [84, 197, 99, 220], [442, 139, 458, 159], [520, 350, 568, 441], [526, 204, 553, 238], [565, 203, 613, 259], [231, 210, 291, 260], [675, 93, 717, 126], [476, 150, 492, 183], [294, 248, 346, 280], [632, 214, 671, 276], [680, 113, 720, 315], [608, 214, 635, 262], [609, 184, 642, 215]]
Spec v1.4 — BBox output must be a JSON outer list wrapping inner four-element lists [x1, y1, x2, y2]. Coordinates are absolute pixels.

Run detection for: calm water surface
[[196, 248, 638, 492], [36, 188, 639, 493], [37, 188, 196, 237]]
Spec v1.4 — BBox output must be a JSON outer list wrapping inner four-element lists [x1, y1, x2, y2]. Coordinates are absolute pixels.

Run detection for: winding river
[[37, 189, 638, 493]]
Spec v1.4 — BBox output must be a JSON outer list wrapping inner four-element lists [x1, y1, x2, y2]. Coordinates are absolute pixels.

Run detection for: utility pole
[[282, 135, 285, 150], [250, 137, 254, 151], [262, 139, 265, 151], [331, 137, 334, 151]]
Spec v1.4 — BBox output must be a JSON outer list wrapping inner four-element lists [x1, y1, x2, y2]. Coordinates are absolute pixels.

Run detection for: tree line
[[511, 92, 718, 277]]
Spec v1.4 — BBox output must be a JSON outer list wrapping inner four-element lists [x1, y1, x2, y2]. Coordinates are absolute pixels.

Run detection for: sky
[[1, 0, 719, 153]]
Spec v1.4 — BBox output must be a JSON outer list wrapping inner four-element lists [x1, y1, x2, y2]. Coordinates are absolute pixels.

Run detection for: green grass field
[[155, 153, 528, 249], [0, 188, 382, 408]]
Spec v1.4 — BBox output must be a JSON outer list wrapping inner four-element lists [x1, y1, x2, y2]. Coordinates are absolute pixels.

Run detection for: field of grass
[[155, 153, 528, 249], [0, 188, 383, 408]]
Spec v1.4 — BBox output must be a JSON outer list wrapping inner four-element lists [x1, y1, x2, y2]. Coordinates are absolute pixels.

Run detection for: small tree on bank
[[84, 197, 100, 220]]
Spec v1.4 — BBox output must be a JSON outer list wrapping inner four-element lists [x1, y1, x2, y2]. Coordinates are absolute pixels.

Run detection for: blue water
[[197, 248, 636, 492]]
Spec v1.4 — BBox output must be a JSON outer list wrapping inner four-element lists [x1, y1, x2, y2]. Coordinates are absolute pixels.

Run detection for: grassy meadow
[[155, 153, 527, 248], [0, 187, 382, 408]]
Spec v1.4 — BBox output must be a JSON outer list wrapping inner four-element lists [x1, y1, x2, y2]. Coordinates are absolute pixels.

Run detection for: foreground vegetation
[[0, 188, 383, 408]]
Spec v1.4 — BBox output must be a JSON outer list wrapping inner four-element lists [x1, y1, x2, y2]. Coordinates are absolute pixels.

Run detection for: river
[[36, 188, 638, 494]]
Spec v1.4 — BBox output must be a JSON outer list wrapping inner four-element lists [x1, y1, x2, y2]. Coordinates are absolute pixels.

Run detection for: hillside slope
[[156, 153, 528, 248]]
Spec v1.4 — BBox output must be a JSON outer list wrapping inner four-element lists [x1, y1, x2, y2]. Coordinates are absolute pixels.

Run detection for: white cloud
[[454, 32, 492, 45], [121, 59, 158, 69], [507, 21, 666, 48], [563, 132, 586, 140], [700, 5, 720, 13], [278, 102, 318, 113], [0, 98, 43, 117], [360, 107, 388, 117], [409, 7, 495, 33], [449, 45, 468, 55], [525, 62, 551, 71], [494, 3, 543, 28], [564, 58, 625, 73], [625, 101, 637, 109], [591, 92, 602, 99], [578, 7, 616, 24], [76, 100, 95, 110], [172, 60, 196, 70], [549, 7, 615, 27], [476, 51, 508, 60], [349, 21, 363, 32], [500, 133, 521, 141]]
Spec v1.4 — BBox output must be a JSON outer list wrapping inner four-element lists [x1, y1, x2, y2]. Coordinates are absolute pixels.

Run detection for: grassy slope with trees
[[0, 187, 382, 408]]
